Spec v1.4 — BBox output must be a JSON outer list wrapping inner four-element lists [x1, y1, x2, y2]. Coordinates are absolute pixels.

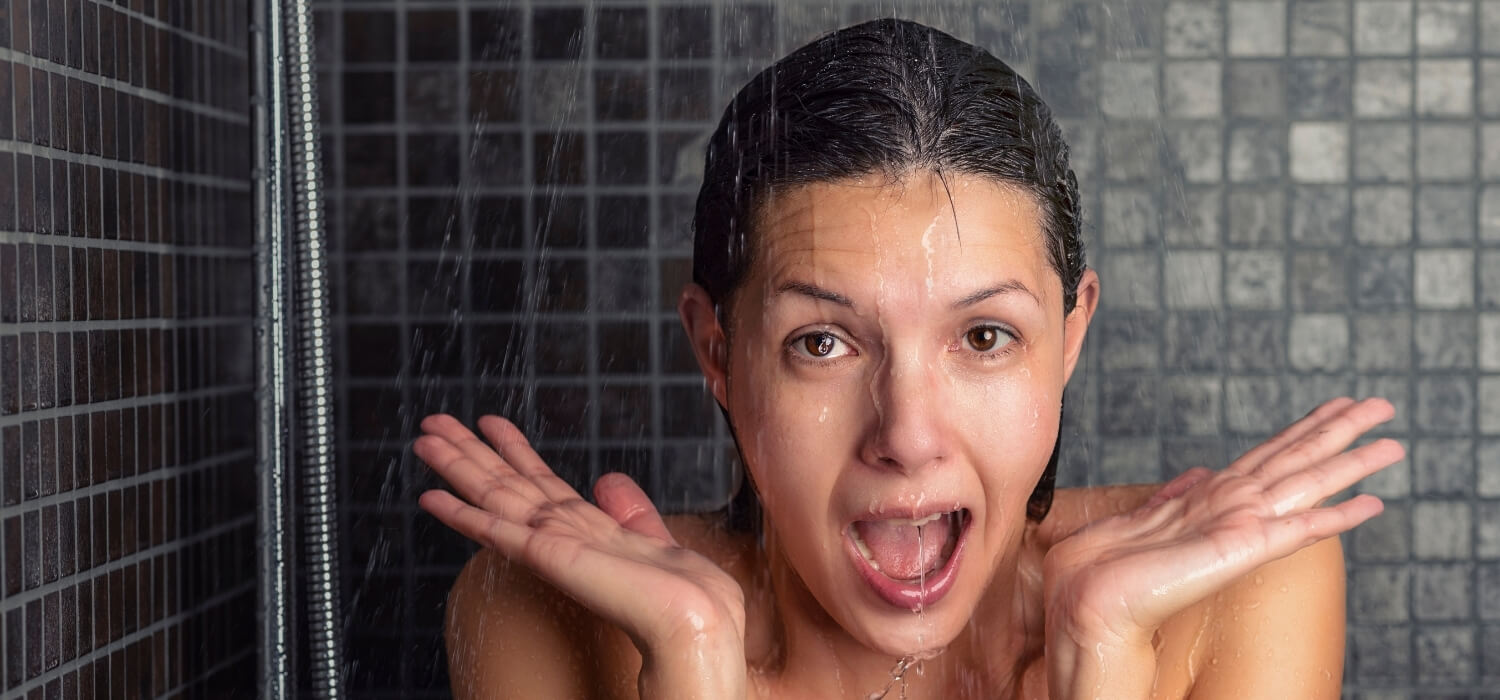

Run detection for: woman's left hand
[[1042, 396, 1402, 698]]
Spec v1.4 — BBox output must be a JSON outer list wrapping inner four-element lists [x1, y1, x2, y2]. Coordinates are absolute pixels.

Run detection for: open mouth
[[845, 509, 970, 610]]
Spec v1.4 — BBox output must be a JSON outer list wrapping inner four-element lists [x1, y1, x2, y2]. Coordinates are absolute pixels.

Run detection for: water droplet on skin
[[818, 406, 829, 423]]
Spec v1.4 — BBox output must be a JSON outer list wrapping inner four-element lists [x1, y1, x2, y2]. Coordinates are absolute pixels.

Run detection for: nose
[[860, 344, 949, 473]]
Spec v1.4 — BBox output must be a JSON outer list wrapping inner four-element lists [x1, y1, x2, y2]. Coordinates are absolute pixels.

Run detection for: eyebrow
[[775, 279, 1039, 309], [951, 280, 1040, 309], [775, 280, 855, 307]]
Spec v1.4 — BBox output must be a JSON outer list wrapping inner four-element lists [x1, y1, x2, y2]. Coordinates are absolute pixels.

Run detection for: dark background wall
[[317, 0, 1498, 697], [0, 0, 256, 697]]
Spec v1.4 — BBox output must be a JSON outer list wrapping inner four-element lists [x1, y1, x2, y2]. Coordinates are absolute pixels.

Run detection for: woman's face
[[703, 171, 1097, 657]]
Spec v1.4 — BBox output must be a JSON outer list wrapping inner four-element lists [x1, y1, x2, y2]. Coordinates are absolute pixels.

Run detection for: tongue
[[853, 516, 952, 580]]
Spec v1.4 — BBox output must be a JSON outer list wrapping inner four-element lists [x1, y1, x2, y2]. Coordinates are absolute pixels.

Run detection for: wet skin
[[416, 172, 1401, 698]]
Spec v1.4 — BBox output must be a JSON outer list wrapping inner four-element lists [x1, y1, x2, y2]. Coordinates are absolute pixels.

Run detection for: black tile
[[470, 196, 524, 249], [598, 322, 649, 374], [469, 260, 525, 314], [596, 8, 648, 59], [0, 61, 11, 140], [468, 69, 520, 123], [723, 4, 775, 58], [344, 10, 396, 63], [470, 8, 522, 61], [407, 9, 459, 62], [406, 133, 460, 187], [407, 196, 459, 249], [597, 195, 649, 248], [472, 133, 524, 186], [539, 259, 588, 312], [659, 67, 711, 121], [660, 5, 712, 59], [533, 195, 586, 248], [595, 131, 649, 185], [533, 8, 585, 60], [344, 133, 398, 187], [11, 64, 29, 144], [534, 131, 586, 185], [662, 385, 717, 437], [342, 71, 395, 124], [594, 69, 648, 122]]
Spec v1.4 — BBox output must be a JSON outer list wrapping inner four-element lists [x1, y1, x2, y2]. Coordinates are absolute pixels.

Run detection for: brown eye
[[965, 326, 1005, 352], [803, 333, 837, 357]]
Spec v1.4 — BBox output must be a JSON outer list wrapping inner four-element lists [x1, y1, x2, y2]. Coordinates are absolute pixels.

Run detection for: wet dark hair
[[695, 18, 1084, 529]]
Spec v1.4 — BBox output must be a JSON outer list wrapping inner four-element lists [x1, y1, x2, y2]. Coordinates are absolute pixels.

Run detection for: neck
[[748, 518, 1048, 699]]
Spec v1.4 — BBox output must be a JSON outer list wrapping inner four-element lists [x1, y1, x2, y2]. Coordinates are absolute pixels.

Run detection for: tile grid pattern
[[321, 0, 1497, 696], [0, 0, 257, 697]]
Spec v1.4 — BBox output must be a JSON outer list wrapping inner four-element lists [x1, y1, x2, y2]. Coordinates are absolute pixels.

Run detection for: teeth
[[883, 512, 948, 527], [850, 527, 881, 571]]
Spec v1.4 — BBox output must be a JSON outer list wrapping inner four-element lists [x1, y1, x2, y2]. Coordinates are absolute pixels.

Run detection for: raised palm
[[414, 414, 746, 653], [1042, 397, 1401, 645]]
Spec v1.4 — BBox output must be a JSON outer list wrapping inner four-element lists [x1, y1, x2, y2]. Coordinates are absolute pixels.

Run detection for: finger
[[1254, 397, 1396, 480], [415, 436, 546, 518], [1228, 397, 1357, 473], [419, 488, 534, 553], [478, 415, 584, 502], [1145, 466, 1215, 509], [423, 414, 544, 489], [1263, 494, 1385, 555], [1263, 438, 1405, 516], [594, 473, 677, 545]]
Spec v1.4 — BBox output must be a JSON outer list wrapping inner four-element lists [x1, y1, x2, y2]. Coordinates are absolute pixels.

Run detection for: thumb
[[594, 472, 677, 545]]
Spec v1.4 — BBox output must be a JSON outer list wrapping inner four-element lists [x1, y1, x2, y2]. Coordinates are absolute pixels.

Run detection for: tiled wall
[[321, 0, 1497, 696], [0, 1, 256, 697]]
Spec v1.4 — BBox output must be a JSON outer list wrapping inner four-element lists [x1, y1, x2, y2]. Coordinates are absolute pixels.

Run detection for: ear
[[1061, 267, 1100, 386], [677, 283, 731, 408]]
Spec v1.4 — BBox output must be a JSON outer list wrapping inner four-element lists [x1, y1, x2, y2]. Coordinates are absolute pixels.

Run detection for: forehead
[[749, 172, 1055, 294]]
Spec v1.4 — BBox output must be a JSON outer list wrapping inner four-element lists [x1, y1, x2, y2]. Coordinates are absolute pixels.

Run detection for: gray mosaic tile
[[1350, 565, 1410, 622], [1227, 61, 1287, 117], [1291, 1, 1350, 57], [1094, 312, 1160, 372], [1484, 2, 1500, 52], [1414, 500, 1473, 558], [1102, 124, 1162, 181], [1291, 123, 1351, 184], [1417, 185, 1477, 244], [1482, 376, 1500, 435], [1290, 250, 1349, 310], [1414, 248, 1476, 309], [1417, 59, 1475, 116], [1350, 625, 1413, 683], [1159, 375, 1221, 435], [1165, 2, 1222, 57], [1353, 249, 1412, 308], [1415, 438, 1476, 495], [1096, 437, 1163, 484], [1481, 185, 1500, 242], [1478, 501, 1500, 558], [1099, 61, 1159, 118], [1356, 375, 1412, 432], [1416, 625, 1475, 685], [1414, 563, 1473, 620], [1481, 250, 1500, 308], [1227, 316, 1286, 371], [1164, 250, 1222, 310], [1163, 312, 1224, 371], [1354, 186, 1414, 245], [1354, 313, 1414, 371], [1481, 59, 1500, 117], [1225, 375, 1283, 433], [1163, 61, 1222, 118], [1355, 1, 1414, 56], [1416, 375, 1476, 434], [1358, 447, 1413, 498], [1415, 312, 1476, 369], [1097, 252, 1160, 311], [1483, 440, 1500, 497], [1416, 0, 1475, 55], [1284, 374, 1355, 422], [1480, 564, 1500, 620], [1290, 185, 1350, 245], [1228, 1, 1287, 57], [1229, 125, 1285, 182], [1227, 187, 1285, 245], [1289, 59, 1352, 119], [1161, 438, 1227, 476], [1164, 188, 1221, 247], [1417, 123, 1476, 181], [1289, 313, 1350, 371], [1354, 123, 1413, 183], [1100, 187, 1158, 247], [1351, 502, 1411, 557], [1354, 59, 1414, 116], [1482, 314, 1500, 371], [1225, 251, 1285, 310], [1166, 125, 1221, 184]]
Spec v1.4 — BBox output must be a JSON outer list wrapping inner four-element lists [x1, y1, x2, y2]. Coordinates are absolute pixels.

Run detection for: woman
[[414, 19, 1401, 698]]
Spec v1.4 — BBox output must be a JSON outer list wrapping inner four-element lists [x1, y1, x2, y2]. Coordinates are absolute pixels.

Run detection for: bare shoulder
[[446, 547, 626, 699], [444, 514, 747, 700], [1043, 485, 1348, 699]]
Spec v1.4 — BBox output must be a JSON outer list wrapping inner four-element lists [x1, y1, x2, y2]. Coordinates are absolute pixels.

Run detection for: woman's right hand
[[414, 414, 747, 698]]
